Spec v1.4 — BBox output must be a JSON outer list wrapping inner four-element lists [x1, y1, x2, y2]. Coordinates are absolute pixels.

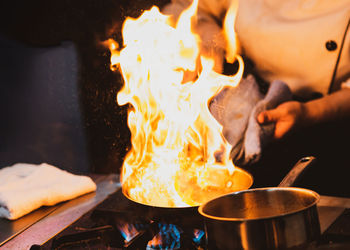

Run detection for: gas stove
[[32, 188, 207, 250], [1, 174, 350, 249]]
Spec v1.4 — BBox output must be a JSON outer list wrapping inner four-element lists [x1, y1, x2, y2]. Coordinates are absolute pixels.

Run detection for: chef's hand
[[257, 101, 306, 139], [258, 88, 350, 139]]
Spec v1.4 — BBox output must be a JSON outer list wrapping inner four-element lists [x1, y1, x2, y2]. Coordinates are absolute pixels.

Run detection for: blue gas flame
[[147, 223, 182, 249]]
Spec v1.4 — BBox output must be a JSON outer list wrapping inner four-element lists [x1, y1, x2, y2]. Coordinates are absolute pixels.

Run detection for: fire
[[109, 0, 243, 207]]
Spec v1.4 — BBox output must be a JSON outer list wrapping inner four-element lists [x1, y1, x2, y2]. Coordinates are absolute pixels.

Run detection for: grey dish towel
[[210, 75, 292, 166]]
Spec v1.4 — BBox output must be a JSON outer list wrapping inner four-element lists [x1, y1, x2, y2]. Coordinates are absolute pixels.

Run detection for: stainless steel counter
[[0, 174, 120, 250]]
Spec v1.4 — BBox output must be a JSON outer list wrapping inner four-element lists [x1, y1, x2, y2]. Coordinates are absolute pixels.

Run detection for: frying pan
[[122, 166, 252, 226], [122, 156, 315, 227], [198, 156, 320, 249]]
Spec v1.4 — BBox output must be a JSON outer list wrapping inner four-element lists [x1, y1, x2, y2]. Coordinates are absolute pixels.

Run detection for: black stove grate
[[31, 190, 350, 250], [31, 189, 206, 250]]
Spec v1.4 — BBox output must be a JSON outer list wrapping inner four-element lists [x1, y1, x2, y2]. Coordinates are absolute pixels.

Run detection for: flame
[[109, 0, 243, 207], [147, 223, 181, 249], [223, 0, 240, 63], [117, 222, 139, 242]]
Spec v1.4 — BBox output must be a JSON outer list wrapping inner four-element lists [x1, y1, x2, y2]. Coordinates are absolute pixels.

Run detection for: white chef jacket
[[164, 0, 350, 98]]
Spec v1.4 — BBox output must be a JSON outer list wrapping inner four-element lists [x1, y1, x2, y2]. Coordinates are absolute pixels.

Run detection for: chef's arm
[[258, 86, 350, 139], [303, 87, 350, 124]]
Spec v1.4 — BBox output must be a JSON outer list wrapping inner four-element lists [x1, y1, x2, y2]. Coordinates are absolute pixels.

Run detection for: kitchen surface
[[1, 174, 350, 249], [0, 174, 120, 249], [1, 1, 350, 249]]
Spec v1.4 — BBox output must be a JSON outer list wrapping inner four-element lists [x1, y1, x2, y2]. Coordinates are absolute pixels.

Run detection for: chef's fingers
[[258, 111, 289, 139], [273, 123, 290, 139], [257, 109, 279, 124]]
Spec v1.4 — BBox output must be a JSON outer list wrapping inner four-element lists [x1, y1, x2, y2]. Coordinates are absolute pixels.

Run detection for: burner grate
[[31, 189, 205, 249]]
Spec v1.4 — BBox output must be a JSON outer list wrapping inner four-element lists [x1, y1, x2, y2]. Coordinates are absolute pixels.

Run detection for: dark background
[[0, 0, 349, 198], [0, 0, 170, 174]]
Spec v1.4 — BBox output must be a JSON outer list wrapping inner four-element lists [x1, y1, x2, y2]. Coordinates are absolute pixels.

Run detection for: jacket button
[[325, 40, 338, 51]]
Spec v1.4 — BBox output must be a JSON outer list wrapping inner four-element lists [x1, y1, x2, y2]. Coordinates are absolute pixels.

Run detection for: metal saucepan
[[198, 156, 320, 250]]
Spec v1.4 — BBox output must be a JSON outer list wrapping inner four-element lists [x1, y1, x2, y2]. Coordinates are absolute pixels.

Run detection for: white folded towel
[[0, 163, 97, 220]]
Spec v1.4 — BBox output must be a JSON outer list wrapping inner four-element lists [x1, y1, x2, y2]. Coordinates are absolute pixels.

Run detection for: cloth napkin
[[0, 163, 96, 220], [210, 75, 292, 166]]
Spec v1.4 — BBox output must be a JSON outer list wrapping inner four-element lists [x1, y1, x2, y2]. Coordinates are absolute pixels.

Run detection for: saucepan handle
[[278, 156, 316, 187]]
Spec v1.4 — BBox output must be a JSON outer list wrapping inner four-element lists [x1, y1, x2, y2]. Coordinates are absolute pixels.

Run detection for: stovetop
[[31, 189, 207, 250], [1, 174, 350, 250], [30, 189, 350, 250]]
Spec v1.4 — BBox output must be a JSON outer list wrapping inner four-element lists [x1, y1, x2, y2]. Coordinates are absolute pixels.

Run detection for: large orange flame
[[109, 0, 243, 207]]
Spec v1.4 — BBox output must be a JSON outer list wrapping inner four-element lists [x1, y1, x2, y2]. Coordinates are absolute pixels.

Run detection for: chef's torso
[[235, 0, 350, 98]]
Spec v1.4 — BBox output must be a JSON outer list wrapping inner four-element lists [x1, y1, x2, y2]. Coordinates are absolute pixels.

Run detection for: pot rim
[[198, 186, 320, 221]]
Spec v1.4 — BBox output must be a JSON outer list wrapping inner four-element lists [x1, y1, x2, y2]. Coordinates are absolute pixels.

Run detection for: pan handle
[[278, 156, 316, 187]]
